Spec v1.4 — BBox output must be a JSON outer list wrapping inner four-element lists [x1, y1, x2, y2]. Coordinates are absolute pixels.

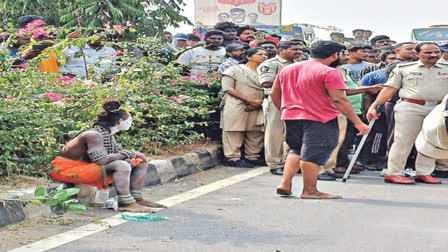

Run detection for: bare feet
[[276, 184, 292, 196], [136, 199, 167, 208], [301, 190, 342, 199], [118, 203, 155, 213]]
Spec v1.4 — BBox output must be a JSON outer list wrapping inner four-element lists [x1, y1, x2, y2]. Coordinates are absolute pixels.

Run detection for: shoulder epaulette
[[396, 61, 418, 67]]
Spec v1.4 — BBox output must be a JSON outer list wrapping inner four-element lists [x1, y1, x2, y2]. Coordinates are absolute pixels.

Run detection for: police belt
[[402, 98, 441, 106]]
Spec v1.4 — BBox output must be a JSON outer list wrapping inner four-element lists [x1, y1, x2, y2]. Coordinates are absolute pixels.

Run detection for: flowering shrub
[[0, 37, 221, 177]]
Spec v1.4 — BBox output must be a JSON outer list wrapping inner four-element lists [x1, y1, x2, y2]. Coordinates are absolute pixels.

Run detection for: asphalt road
[[5, 166, 448, 252]]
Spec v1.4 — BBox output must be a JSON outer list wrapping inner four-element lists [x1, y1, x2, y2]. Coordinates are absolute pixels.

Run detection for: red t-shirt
[[275, 60, 347, 123]]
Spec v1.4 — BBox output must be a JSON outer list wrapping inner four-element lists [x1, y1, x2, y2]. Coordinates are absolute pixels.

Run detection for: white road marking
[[9, 167, 269, 252]]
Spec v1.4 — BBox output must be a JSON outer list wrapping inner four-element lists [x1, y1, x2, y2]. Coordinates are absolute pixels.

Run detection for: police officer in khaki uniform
[[367, 42, 448, 184], [257, 41, 304, 175]]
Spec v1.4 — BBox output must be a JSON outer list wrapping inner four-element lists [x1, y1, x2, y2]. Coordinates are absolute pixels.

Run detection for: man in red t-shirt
[[271, 41, 370, 199]]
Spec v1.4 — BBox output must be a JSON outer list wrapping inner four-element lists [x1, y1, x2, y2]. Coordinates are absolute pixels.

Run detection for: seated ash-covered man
[[50, 99, 166, 213]]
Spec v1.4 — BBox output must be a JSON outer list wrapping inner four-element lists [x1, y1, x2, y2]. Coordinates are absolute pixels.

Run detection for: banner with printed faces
[[195, 0, 282, 26]]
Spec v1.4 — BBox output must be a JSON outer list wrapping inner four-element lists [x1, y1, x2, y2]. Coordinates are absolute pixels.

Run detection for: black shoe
[[363, 161, 386, 171], [246, 159, 267, 166], [226, 160, 254, 168], [329, 173, 344, 179], [318, 173, 336, 181], [270, 167, 284, 175], [432, 170, 448, 178]]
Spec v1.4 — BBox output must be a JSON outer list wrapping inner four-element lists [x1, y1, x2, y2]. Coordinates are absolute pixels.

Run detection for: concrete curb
[[0, 145, 223, 226]]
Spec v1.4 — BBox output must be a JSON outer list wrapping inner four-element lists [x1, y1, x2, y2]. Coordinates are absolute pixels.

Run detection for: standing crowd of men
[[5, 15, 448, 201], [167, 23, 448, 196]]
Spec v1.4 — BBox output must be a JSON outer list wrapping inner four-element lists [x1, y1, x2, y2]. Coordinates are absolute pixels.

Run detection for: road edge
[[0, 145, 223, 226]]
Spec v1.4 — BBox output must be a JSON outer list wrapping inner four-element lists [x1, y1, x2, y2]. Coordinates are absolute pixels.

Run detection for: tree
[[0, 0, 191, 37], [0, 0, 68, 26]]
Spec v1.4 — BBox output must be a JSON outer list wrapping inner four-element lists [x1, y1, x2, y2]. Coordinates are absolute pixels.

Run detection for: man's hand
[[66, 31, 82, 39], [355, 122, 370, 136], [368, 84, 383, 94], [261, 81, 273, 88], [366, 104, 380, 122], [22, 49, 41, 61], [125, 159, 137, 167], [135, 152, 148, 163]]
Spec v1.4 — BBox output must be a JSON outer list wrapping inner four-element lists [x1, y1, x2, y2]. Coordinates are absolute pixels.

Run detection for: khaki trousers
[[387, 101, 437, 176], [263, 99, 288, 168], [436, 160, 448, 171], [223, 131, 264, 161], [320, 114, 347, 174]]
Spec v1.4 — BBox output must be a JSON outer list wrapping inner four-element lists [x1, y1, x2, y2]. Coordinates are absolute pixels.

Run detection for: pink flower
[[7, 95, 13, 99], [1, 31, 7, 37], [44, 92, 62, 101], [56, 76, 75, 85], [103, 22, 110, 28], [50, 94, 62, 101], [64, 98, 74, 102], [171, 80, 177, 85], [179, 82, 184, 85], [31, 28, 49, 39], [139, 104, 148, 108], [184, 76, 191, 80], [155, 91, 161, 95], [173, 97, 184, 103], [194, 77, 202, 82], [105, 50, 115, 57], [126, 22, 133, 27], [16, 33, 23, 37], [26, 20, 45, 29], [90, 83, 97, 87], [19, 71, 25, 75], [115, 50, 122, 55], [202, 80, 211, 85], [113, 25, 122, 30]]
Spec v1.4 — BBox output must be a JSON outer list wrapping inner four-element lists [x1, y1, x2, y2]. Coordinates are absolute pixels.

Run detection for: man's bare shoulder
[[79, 130, 103, 142]]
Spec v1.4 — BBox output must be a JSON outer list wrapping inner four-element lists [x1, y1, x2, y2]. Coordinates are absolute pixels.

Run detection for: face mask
[[118, 117, 133, 131]]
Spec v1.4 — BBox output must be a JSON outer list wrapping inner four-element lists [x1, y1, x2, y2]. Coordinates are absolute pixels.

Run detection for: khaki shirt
[[221, 65, 264, 131], [439, 58, 448, 63], [384, 60, 448, 102], [257, 55, 293, 95]]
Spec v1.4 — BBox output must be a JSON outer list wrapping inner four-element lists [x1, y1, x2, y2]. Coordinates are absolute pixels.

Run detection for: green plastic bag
[[121, 214, 169, 222]]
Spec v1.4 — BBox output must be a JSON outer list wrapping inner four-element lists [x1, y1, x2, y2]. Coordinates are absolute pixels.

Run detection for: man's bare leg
[[105, 160, 154, 213], [276, 154, 300, 195], [130, 163, 167, 208], [300, 160, 342, 199]]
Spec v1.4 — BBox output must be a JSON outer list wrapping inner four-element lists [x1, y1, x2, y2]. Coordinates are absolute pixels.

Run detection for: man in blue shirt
[[358, 50, 396, 171], [342, 45, 372, 83]]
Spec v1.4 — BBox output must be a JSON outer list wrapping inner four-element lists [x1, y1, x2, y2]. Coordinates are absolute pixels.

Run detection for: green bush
[[0, 38, 221, 177]]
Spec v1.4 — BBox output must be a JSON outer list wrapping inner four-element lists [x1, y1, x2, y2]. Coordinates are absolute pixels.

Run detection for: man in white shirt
[[177, 30, 226, 77], [60, 35, 116, 76]]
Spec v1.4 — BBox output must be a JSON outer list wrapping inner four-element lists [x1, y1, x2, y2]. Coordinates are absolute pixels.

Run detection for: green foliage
[[0, 36, 221, 178], [0, 186, 87, 214], [0, 0, 191, 37]]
